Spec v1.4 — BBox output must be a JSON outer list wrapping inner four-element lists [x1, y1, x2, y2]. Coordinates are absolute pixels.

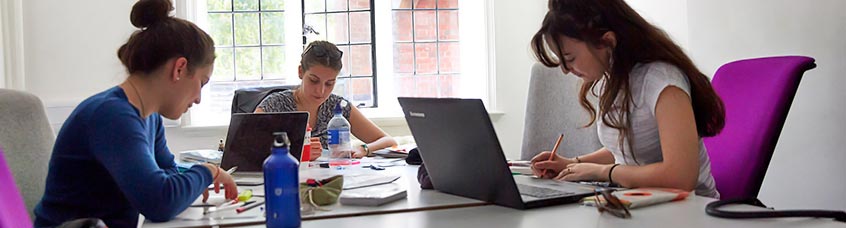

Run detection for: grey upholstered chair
[[0, 89, 54, 216], [520, 63, 602, 160]]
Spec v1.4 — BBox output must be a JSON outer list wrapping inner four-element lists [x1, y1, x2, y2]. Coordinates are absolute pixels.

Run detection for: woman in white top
[[528, 0, 725, 198]]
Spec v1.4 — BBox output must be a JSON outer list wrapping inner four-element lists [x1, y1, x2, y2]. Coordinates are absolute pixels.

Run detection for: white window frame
[[1, 0, 25, 90], [175, 0, 495, 127]]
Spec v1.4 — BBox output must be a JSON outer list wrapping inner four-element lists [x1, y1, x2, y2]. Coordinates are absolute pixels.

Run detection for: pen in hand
[[544, 134, 564, 178]]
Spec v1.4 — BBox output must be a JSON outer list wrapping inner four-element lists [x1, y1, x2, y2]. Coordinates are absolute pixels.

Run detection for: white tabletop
[[143, 163, 485, 228], [271, 195, 842, 228]]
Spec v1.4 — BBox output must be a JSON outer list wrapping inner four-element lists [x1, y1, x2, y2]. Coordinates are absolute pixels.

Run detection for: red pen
[[236, 201, 263, 213]]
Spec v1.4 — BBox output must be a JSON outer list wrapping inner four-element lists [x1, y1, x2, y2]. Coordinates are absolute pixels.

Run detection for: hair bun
[[130, 0, 174, 29]]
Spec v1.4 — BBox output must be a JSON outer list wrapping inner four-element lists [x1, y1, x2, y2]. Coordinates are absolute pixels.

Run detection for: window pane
[[261, 0, 285, 10], [234, 0, 258, 11], [304, 0, 325, 13], [332, 77, 350, 99], [208, 13, 233, 46], [349, 0, 370, 10], [416, 75, 438, 97], [437, 0, 457, 8], [350, 77, 373, 106], [212, 48, 235, 81], [394, 74, 415, 97], [393, 43, 414, 73], [413, 10, 436, 41], [415, 43, 437, 74], [438, 10, 459, 41], [207, 0, 232, 11], [261, 12, 285, 45], [327, 0, 348, 12], [392, 11, 412, 42], [438, 42, 459, 73], [350, 45, 372, 76], [337, 45, 351, 76], [415, 0, 436, 9], [235, 47, 261, 80], [304, 14, 327, 42], [438, 74, 458, 97], [349, 12, 371, 43], [262, 46, 286, 79], [326, 13, 349, 44], [234, 13, 260, 46]]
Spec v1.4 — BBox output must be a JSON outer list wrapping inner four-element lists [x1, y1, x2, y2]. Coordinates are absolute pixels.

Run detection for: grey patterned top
[[256, 89, 351, 148]]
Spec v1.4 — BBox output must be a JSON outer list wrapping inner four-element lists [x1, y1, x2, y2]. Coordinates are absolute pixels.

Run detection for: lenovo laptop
[[399, 97, 596, 209]]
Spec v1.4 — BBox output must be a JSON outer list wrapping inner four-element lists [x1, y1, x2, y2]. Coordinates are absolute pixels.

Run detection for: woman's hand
[[309, 137, 322, 161], [351, 145, 367, 158], [530, 151, 577, 179], [202, 164, 239, 202], [554, 163, 609, 182]]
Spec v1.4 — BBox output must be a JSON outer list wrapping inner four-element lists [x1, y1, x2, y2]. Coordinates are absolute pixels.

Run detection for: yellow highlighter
[[237, 189, 253, 202]]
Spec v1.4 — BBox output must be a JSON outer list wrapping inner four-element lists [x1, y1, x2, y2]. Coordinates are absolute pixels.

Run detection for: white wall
[[489, 1, 548, 159], [687, 0, 846, 211], [627, 0, 689, 50], [23, 0, 132, 107]]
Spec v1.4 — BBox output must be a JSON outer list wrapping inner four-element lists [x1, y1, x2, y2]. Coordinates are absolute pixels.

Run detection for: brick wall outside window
[[392, 0, 460, 98]]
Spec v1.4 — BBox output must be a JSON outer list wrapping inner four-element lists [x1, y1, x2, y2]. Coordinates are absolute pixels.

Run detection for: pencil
[[544, 134, 564, 177]]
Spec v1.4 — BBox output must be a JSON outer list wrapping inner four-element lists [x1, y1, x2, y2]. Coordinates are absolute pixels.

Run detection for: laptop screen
[[220, 112, 308, 172]]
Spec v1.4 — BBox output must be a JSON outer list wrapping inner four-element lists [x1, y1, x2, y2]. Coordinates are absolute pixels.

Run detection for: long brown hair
[[117, 0, 215, 75], [531, 0, 724, 163]]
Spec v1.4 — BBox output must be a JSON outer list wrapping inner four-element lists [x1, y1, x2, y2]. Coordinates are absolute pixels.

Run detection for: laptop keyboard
[[516, 184, 574, 198]]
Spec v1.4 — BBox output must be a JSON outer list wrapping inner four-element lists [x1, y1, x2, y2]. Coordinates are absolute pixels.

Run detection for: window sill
[[174, 110, 507, 131]]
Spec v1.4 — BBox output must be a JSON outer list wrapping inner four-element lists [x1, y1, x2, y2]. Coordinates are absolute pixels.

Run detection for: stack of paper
[[179, 149, 223, 164], [340, 183, 407, 206]]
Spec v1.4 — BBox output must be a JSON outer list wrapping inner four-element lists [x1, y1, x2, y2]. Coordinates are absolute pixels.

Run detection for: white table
[[266, 195, 842, 228], [143, 163, 486, 228]]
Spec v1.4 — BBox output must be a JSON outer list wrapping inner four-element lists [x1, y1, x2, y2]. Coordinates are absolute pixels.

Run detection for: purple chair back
[[0, 146, 33, 227], [704, 56, 816, 200]]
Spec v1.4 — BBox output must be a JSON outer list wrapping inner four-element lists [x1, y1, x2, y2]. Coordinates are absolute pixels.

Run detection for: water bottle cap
[[333, 102, 342, 114], [273, 132, 290, 147]]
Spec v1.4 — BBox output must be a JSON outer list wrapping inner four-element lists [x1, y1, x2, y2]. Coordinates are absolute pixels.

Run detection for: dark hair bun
[[130, 0, 174, 29]]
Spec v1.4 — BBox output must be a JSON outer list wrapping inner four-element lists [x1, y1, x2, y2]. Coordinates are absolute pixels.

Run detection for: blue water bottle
[[264, 132, 301, 228]]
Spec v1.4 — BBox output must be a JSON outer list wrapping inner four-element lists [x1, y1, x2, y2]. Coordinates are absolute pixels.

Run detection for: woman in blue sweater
[[34, 0, 238, 226]]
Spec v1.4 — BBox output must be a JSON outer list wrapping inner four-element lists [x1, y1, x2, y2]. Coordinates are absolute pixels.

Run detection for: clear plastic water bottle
[[264, 132, 301, 228], [327, 102, 352, 169]]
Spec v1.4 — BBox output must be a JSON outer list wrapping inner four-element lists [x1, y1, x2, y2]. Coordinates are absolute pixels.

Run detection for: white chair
[[0, 88, 54, 216], [520, 63, 602, 160]]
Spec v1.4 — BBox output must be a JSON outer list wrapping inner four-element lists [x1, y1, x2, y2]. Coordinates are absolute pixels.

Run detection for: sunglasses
[[302, 44, 343, 60], [594, 188, 631, 219]]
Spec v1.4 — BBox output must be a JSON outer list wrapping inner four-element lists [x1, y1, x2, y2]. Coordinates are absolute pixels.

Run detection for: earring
[[177, 77, 181, 80]]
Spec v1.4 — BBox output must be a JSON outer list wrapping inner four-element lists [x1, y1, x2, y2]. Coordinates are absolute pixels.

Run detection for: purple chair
[[703, 56, 816, 200], [0, 146, 33, 227]]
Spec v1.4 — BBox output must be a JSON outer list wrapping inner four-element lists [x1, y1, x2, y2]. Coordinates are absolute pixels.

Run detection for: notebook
[[339, 183, 407, 206]]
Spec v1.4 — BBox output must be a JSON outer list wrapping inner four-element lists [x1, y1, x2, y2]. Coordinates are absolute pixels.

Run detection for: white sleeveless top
[[597, 62, 720, 198]]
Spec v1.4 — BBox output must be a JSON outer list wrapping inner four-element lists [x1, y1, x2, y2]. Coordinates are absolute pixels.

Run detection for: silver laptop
[[399, 97, 596, 209]]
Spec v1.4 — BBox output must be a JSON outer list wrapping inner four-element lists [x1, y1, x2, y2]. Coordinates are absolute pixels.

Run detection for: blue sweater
[[34, 87, 213, 227]]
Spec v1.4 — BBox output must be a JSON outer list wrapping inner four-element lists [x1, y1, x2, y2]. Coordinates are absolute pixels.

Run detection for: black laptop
[[220, 112, 309, 172], [399, 97, 596, 209]]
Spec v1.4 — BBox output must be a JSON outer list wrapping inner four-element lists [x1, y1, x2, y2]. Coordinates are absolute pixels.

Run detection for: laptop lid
[[398, 97, 525, 209], [221, 112, 308, 172]]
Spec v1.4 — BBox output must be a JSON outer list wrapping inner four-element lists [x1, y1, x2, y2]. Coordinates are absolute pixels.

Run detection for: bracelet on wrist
[[361, 144, 370, 156], [608, 164, 621, 184]]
